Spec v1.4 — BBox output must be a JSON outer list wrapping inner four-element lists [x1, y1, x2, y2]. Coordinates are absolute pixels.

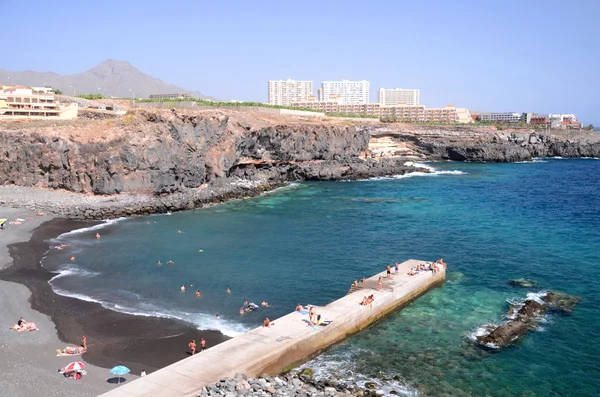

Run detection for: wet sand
[[0, 211, 230, 396]]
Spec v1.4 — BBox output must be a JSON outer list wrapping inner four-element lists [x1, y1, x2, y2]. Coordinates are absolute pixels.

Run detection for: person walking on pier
[[386, 265, 392, 279], [189, 340, 197, 355], [378, 277, 383, 291], [394, 262, 399, 275]]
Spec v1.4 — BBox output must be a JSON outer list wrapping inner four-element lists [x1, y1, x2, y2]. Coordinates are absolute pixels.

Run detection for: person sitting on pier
[[263, 318, 274, 327], [437, 258, 447, 270], [408, 267, 417, 276], [295, 303, 303, 312], [360, 277, 366, 283], [352, 280, 359, 287]]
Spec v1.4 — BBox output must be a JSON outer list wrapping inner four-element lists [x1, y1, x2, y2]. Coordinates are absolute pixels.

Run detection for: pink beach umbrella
[[63, 361, 86, 372]]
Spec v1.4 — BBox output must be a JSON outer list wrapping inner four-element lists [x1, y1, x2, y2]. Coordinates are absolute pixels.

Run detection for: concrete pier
[[100, 259, 445, 397]]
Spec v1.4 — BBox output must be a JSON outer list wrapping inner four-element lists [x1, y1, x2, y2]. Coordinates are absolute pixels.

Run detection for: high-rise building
[[267, 79, 313, 106], [320, 80, 370, 104], [378, 88, 420, 106]]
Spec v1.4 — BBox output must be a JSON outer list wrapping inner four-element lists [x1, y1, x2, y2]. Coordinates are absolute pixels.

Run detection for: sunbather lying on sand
[[57, 346, 87, 355], [12, 319, 38, 332]]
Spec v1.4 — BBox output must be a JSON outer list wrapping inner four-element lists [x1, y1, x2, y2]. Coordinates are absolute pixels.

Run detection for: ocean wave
[[55, 217, 127, 239], [302, 348, 419, 396], [47, 274, 250, 337], [48, 266, 101, 281]]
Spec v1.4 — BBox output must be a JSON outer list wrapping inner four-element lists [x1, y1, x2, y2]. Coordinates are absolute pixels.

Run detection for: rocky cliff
[[0, 110, 599, 218], [368, 125, 600, 162], [0, 110, 420, 198]]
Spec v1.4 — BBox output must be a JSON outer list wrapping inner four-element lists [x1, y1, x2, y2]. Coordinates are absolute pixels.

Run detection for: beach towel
[[12, 322, 38, 332], [296, 310, 309, 315], [56, 347, 86, 356]]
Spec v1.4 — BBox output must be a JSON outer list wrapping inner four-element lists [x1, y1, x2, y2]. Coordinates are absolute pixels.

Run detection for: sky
[[1, 0, 598, 124]]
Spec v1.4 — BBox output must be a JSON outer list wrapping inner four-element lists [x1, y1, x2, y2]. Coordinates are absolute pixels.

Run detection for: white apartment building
[[320, 80, 370, 104], [378, 88, 420, 106], [267, 79, 313, 106]]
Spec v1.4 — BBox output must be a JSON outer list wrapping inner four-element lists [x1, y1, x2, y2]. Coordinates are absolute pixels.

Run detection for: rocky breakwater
[[369, 125, 600, 162], [196, 370, 398, 397], [0, 110, 426, 219], [475, 291, 581, 349]]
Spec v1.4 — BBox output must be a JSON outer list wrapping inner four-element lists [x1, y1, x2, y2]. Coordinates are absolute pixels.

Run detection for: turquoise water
[[45, 159, 600, 396]]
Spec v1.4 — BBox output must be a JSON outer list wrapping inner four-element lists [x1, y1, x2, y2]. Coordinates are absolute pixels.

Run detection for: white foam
[[48, 266, 101, 281], [302, 348, 419, 396], [47, 271, 250, 337], [55, 217, 127, 239]]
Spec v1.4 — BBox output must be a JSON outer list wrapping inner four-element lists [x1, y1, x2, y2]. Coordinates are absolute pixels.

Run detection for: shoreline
[[0, 215, 231, 378]]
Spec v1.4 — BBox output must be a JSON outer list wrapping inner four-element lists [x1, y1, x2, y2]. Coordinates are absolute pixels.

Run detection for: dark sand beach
[[0, 217, 230, 375]]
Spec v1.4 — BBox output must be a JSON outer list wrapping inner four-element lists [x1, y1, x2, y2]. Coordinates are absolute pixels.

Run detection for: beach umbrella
[[109, 365, 130, 384], [63, 361, 85, 372]]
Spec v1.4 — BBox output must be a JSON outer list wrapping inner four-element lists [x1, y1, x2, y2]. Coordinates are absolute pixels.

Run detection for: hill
[[0, 60, 215, 100]]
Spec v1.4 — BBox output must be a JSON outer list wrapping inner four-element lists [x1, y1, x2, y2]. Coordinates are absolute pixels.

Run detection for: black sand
[[0, 218, 230, 374]]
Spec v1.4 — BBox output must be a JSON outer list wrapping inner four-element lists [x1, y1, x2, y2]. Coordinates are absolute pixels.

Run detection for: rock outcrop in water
[[475, 291, 580, 349], [508, 278, 538, 288]]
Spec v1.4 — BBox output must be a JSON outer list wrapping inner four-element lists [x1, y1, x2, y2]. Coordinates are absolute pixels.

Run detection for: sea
[[43, 158, 600, 396]]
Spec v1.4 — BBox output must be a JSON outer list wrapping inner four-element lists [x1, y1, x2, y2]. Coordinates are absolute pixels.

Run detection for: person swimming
[[167, 260, 174, 264], [215, 314, 220, 320], [239, 309, 244, 315], [180, 285, 186, 292], [226, 288, 231, 294], [95, 232, 100, 239], [195, 290, 201, 297]]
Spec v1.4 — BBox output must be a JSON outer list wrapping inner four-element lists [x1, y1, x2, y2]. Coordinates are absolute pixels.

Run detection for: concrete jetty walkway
[[100, 259, 445, 397]]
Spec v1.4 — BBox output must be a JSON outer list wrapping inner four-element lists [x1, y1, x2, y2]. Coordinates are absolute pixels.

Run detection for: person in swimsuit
[[263, 318, 273, 327], [215, 314, 220, 320], [296, 304, 303, 312], [17, 317, 26, 327], [82, 336, 87, 350], [226, 288, 231, 294], [95, 233, 100, 239], [180, 285, 186, 292], [378, 277, 383, 291], [189, 340, 196, 355], [200, 338, 206, 351], [70, 256, 75, 261], [394, 262, 399, 274], [239, 308, 244, 315], [195, 290, 201, 297], [386, 265, 392, 279]]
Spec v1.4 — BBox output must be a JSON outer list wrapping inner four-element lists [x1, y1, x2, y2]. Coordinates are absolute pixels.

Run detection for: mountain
[[0, 60, 215, 99]]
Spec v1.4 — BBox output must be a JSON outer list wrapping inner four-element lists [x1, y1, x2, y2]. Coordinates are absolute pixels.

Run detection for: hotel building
[[320, 80, 370, 104], [378, 88, 420, 106], [0, 85, 77, 120], [267, 79, 313, 106], [290, 100, 473, 124]]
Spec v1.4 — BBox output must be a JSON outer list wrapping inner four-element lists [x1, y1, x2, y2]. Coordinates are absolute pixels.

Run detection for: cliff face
[[1, 111, 599, 197], [369, 126, 600, 162], [0, 111, 410, 195]]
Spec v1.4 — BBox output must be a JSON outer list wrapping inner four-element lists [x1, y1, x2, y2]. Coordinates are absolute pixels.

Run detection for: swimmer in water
[[195, 290, 201, 297], [167, 260, 174, 264], [95, 232, 101, 239], [239, 309, 244, 315], [243, 300, 248, 306], [157, 260, 162, 265], [177, 230, 183, 234], [70, 256, 75, 261], [226, 288, 231, 294], [215, 314, 220, 320], [180, 285, 186, 292]]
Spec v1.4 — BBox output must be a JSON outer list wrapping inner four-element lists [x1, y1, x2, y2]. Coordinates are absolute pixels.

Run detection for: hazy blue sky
[[1, 0, 598, 124]]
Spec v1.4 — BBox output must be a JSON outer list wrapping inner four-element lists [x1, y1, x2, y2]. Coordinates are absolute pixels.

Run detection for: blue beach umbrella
[[109, 365, 130, 384]]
